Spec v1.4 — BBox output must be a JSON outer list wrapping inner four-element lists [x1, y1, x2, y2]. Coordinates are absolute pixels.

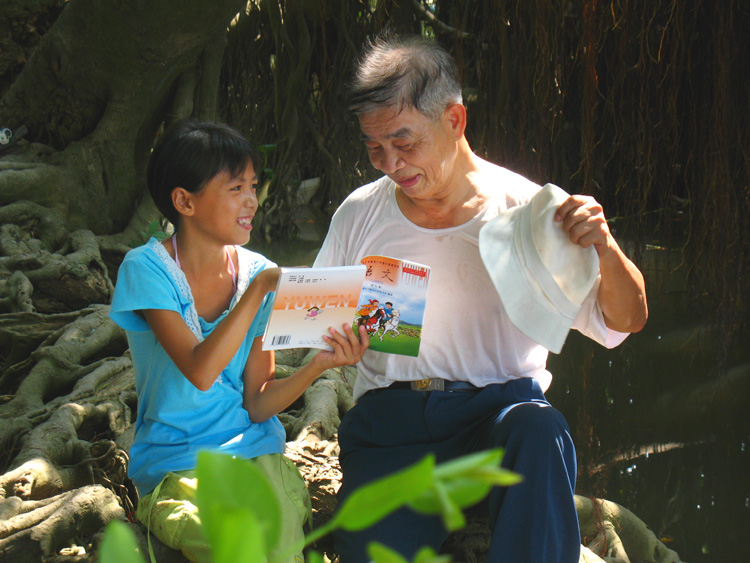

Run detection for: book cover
[[355, 255, 430, 357], [262, 265, 367, 351]]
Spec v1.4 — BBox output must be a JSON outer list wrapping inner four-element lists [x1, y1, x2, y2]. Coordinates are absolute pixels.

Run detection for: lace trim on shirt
[[232, 246, 265, 307], [149, 239, 204, 342]]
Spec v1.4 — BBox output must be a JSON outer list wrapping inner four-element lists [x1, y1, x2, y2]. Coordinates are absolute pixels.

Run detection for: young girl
[[110, 119, 368, 563]]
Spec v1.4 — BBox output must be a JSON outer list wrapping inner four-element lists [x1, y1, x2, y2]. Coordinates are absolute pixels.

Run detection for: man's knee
[[486, 401, 571, 450]]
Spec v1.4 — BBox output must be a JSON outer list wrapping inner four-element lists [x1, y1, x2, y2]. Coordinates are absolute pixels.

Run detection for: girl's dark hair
[[147, 118, 260, 227]]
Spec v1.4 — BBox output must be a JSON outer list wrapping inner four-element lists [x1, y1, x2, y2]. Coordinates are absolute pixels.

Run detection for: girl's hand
[[313, 323, 370, 371], [252, 267, 281, 294]]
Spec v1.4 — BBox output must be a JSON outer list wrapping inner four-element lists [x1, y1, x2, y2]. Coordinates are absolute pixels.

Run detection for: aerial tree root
[[0, 485, 124, 563], [0, 301, 136, 561], [576, 496, 684, 563], [0, 202, 112, 315], [277, 349, 357, 444]]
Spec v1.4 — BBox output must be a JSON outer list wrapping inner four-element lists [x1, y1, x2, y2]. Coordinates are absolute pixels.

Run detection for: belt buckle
[[411, 378, 444, 391]]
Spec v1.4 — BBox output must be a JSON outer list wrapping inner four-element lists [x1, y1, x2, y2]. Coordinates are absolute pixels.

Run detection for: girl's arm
[[142, 267, 280, 391], [242, 323, 369, 423]]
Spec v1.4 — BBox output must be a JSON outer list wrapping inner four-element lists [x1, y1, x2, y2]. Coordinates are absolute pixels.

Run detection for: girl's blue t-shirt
[[109, 238, 285, 495]]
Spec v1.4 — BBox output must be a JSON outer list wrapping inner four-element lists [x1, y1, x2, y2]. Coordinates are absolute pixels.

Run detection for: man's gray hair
[[348, 34, 463, 121]]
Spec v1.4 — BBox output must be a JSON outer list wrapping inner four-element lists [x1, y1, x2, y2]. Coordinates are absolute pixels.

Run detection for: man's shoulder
[[334, 176, 393, 215], [345, 176, 392, 202], [476, 160, 542, 207]]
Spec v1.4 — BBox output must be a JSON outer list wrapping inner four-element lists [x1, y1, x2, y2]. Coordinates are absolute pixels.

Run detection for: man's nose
[[374, 149, 404, 174]]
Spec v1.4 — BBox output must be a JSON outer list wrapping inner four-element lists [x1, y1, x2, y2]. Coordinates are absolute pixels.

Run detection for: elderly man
[[314, 34, 647, 563]]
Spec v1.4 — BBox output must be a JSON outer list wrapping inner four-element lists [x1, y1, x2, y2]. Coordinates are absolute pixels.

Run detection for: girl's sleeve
[[251, 259, 276, 339], [110, 251, 182, 332]]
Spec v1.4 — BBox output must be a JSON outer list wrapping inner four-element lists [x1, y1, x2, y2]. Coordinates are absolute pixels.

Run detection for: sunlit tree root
[[437, 496, 686, 563], [576, 496, 684, 563], [0, 485, 124, 563], [0, 306, 129, 457], [0, 205, 113, 315], [278, 350, 357, 444], [0, 304, 135, 561]]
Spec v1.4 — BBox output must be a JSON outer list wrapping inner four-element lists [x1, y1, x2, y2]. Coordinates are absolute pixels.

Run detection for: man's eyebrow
[[361, 127, 412, 141]]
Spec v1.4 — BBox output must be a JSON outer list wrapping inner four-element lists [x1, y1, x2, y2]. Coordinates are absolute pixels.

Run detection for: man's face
[[358, 105, 459, 202]]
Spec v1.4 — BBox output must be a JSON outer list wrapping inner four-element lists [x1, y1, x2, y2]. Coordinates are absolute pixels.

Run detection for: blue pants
[[334, 378, 580, 563]]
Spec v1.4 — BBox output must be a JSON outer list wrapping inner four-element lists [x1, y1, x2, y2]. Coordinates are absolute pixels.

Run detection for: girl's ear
[[171, 188, 195, 217]]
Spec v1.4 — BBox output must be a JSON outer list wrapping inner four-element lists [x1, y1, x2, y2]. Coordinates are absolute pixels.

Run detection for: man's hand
[[555, 194, 648, 333], [554, 195, 613, 257]]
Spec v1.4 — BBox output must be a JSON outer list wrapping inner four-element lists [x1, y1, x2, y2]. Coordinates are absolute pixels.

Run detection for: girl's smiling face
[[181, 162, 259, 246]]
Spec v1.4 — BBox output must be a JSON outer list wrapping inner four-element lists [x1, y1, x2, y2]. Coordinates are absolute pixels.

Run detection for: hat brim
[[479, 184, 597, 354], [479, 209, 571, 353]]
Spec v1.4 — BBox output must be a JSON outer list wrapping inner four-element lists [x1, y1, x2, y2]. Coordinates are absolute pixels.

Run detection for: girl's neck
[[170, 231, 237, 294]]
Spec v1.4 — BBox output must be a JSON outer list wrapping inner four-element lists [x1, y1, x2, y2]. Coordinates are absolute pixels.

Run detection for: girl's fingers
[[321, 324, 369, 365]]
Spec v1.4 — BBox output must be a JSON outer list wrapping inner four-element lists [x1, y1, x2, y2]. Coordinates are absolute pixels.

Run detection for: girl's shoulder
[[117, 238, 187, 297], [235, 244, 274, 267], [234, 245, 276, 299], [122, 237, 170, 268], [235, 245, 276, 278]]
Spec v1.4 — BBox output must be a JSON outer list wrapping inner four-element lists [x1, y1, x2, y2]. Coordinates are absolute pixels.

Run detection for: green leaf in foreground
[[331, 454, 436, 532], [368, 542, 452, 563], [408, 449, 522, 530], [99, 520, 146, 563], [306, 550, 326, 563], [196, 452, 282, 559], [368, 542, 410, 563], [205, 507, 267, 563], [412, 546, 453, 563]]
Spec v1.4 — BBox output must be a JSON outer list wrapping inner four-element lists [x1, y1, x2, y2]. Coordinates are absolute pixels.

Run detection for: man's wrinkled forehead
[[358, 105, 427, 141], [360, 126, 413, 142]]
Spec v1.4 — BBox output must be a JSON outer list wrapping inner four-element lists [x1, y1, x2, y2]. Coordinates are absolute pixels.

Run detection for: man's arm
[[555, 195, 648, 333]]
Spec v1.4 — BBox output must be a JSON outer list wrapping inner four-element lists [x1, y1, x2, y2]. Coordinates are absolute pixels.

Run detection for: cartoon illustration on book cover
[[356, 256, 430, 357], [304, 306, 322, 320]]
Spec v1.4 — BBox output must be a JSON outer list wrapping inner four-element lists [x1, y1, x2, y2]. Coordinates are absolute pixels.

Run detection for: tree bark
[[0, 0, 247, 234]]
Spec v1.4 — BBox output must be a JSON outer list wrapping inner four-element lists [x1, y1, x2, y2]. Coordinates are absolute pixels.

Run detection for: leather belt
[[388, 378, 478, 392]]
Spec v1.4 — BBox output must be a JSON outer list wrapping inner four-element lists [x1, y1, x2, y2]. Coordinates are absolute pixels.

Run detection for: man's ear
[[444, 103, 467, 139], [171, 188, 195, 217]]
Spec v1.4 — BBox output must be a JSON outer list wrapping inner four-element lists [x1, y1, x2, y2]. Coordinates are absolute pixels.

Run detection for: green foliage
[[368, 543, 452, 563], [330, 452, 435, 532], [99, 449, 521, 563], [257, 143, 277, 182], [99, 520, 146, 563], [129, 219, 170, 248], [408, 449, 523, 531], [195, 451, 281, 562]]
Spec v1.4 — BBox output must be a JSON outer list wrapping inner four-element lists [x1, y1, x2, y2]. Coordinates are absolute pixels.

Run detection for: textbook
[[262, 256, 430, 356], [356, 255, 430, 357], [262, 265, 367, 351]]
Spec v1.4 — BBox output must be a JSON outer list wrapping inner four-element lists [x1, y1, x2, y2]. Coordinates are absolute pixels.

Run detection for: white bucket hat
[[478, 183, 600, 353]]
